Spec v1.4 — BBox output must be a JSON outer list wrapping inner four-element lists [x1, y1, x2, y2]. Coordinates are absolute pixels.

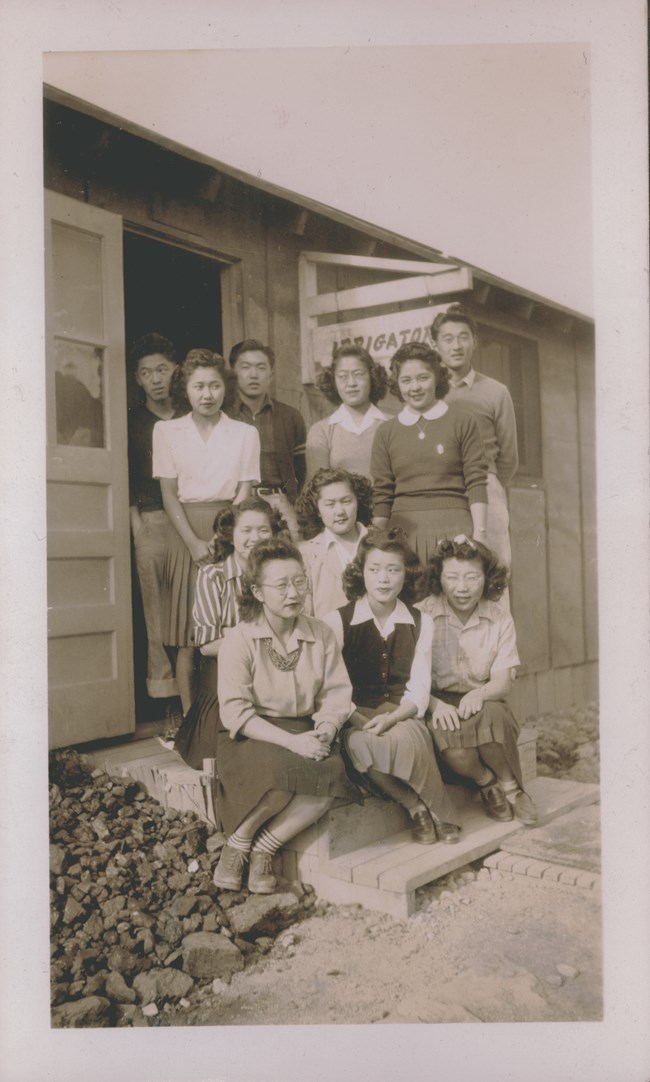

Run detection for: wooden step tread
[[317, 776, 598, 896]]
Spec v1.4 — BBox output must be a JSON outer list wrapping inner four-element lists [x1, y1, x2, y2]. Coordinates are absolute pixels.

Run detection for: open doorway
[[123, 231, 224, 724]]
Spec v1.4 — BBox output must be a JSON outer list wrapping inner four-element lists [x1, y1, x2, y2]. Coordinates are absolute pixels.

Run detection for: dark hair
[[228, 339, 275, 369], [343, 528, 426, 605], [316, 343, 388, 406], [210, 497, 289, 563], [430, 303, 478, 341], [389, 341, 449, 401], [425, 536, 508, 601], [128, 332, 178, 375], [295, 468, 374, 541], [238, 538, 305, 622], [170, 348, 236, 413]]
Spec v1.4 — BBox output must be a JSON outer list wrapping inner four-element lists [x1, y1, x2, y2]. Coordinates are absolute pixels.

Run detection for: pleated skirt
[[162, 501, 229, 647], [215, 715, 362, 838], [343, 702, 459, 825], [173, 655, 220, 769], [388, 498, 473, 564], [430, 689, 523, 789]]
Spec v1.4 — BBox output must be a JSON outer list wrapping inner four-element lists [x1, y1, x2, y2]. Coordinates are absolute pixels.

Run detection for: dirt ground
[[169, 865, 600, 1026]]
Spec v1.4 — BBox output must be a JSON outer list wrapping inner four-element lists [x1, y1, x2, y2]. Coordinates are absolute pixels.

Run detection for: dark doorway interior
[[123, 232, 224, 724]]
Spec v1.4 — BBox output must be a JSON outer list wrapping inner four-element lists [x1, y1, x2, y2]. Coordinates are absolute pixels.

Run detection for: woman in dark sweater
[[324, 530, 460, 845], [370, 341, 489, 562]]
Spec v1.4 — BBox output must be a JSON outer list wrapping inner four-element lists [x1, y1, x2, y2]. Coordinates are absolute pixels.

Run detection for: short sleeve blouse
[[152, 412, 260, 501], [416, 594, 520, 692]]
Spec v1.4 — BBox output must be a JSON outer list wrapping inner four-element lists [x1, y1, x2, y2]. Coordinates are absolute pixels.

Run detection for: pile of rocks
[[534, 702, 599, 785], [49, 750, 319, 1028]]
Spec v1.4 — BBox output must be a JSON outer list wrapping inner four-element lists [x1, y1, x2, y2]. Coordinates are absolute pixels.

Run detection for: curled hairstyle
[[170, 348, 236, 413], [238, 537, 305, 622], [426, 536, 509, 601], [430, 302, 478, 341], [128, 333, 178, 393], [210, 497, 289, 563], [316, 343, 388, 406], [295, 467, 374, 541], [228, 339, 275, 369], [389, 341, 449, 401], [343, 527, 426, 605]]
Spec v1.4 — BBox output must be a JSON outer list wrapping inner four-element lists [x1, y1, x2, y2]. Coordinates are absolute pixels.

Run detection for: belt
[[255, 484, 286, 496]]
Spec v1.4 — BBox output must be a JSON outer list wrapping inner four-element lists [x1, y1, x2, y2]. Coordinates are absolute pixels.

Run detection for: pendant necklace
[[416, 417, 428, 440]]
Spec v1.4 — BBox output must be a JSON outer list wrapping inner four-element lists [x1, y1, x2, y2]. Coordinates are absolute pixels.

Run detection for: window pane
[[51, 223, 103, 340], [54, 338, 105, 447]]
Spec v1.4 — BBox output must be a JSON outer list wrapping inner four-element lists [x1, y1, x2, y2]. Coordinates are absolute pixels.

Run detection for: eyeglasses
[[259, 577, 309, 595]]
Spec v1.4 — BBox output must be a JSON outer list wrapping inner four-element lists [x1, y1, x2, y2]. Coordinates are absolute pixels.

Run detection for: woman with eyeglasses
[[212, 537, 361, 894], [171, 496, 288, 768], [418, 536, 537, 825], [306, 343, 389, 480]]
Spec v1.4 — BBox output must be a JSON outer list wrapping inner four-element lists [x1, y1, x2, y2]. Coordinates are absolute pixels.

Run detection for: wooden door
[[45, 191, 134, 748]]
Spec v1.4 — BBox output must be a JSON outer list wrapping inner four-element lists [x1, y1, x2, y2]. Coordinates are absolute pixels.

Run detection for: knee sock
[[226, 829, 253, 854], [367, 769, 420, 813], [251, 828, 283, 856]]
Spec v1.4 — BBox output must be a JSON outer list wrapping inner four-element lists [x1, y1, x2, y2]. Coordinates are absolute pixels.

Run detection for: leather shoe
[[213, 844, 248, 891], [248, 850, 277, 894], [410, 807, 438, 845], [434, 820, 461, 845], [512, 789, 538, 825], [479, 781, 514, 822]]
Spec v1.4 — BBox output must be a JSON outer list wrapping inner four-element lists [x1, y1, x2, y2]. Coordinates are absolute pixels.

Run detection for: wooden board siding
[[509, 486, 551, 674], [539, 334, 586, 669]]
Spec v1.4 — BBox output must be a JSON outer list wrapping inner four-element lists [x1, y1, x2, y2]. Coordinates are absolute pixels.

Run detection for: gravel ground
[[49, 701, 601, 1027]]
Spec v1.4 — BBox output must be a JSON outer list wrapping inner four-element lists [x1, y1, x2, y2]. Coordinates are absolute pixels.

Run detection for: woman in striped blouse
[[173, 496, 289, 768]]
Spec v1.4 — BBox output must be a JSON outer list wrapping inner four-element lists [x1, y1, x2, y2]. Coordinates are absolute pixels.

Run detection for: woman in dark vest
[[324, 529, 460, 845]]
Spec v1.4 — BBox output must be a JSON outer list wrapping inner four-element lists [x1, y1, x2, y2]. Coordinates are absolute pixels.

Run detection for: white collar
[[398, 400, 448, 425], [322, 522, 367, 563], [327, 402, 387, 434], [449, 367, 475, 389], [351, 595, 415, 638]]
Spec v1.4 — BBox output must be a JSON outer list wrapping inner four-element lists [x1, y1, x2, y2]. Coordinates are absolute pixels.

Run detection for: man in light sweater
[[431, 304, 518, 568]]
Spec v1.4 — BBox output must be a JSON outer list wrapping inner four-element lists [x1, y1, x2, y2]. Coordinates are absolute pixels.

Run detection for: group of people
[[127, 305, 536, 896]]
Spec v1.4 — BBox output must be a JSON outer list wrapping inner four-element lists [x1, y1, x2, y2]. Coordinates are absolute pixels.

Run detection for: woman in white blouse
[[212, 537, 361, 894], [418, 535, 537, 825], [305, 343, 389, 480], [153, 349, 261, 714], [324, 530, 460, 845]]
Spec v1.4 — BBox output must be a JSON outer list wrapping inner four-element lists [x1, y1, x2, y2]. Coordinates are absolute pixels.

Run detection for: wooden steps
[[84, 726, 598, 920], [278, 776, 599, 918], [86, 739, 217, 824]]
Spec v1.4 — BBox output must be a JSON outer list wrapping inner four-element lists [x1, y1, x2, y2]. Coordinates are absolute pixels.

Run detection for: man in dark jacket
[[227, 339, 306, 538]]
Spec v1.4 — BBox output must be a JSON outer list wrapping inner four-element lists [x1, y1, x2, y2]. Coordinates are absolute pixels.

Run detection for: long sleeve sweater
[[444, 371, 518, 486], [370, 403, 488, 519]]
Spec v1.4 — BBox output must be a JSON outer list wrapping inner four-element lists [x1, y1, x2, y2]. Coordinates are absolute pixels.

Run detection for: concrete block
[[526, 861, 553, 879], [575, 871, 598, 890], [510, 858, 537, 876], [541, 864, 563, 882]]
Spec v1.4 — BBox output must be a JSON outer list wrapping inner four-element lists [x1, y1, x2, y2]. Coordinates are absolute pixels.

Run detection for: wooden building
[[43, 86, 597, 750]]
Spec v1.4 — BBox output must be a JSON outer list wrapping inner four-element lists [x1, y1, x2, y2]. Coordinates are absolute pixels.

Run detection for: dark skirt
[[162, 501, 229, 647], [430, 689, 523, 789], [216, 715, 362, 838], [388, 498, 473, 563], [174, 655, 220, 769]]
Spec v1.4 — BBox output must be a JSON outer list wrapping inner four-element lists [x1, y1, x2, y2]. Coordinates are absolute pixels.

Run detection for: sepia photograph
[[1, 2, 649, 1080]]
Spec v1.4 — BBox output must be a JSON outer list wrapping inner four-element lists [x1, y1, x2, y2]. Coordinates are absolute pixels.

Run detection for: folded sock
[[501, 779, 521, 804], [251, 828, 283, 856], [226, 830, 253, 854]]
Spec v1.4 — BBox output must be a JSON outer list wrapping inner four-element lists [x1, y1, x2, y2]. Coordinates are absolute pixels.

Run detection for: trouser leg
[[133, 510, 178, 698]]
